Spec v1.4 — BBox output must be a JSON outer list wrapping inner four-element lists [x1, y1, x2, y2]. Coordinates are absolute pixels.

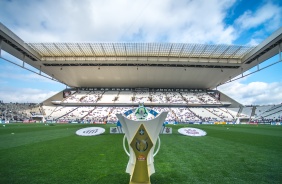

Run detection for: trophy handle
[[123, 135, 161, 157], [153, 136, 161, 157], [123, 135, 130, 156]]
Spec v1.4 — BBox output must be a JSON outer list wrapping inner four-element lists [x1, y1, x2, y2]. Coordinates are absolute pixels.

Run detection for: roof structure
[[28, 43, 253, 62], [1, 23, 282, 89]]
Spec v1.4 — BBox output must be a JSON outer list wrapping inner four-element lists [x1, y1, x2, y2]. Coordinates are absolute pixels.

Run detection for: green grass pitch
[[0, 123, 281, 184]]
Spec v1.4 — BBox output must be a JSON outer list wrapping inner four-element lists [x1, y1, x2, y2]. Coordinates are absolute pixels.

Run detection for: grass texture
[[0, 123, 281, 184]]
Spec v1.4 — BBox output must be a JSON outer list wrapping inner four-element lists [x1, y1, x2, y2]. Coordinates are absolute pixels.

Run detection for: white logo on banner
[[160, 127, 172, 134], [110, 127, 123, 134], [178, 128, 207, 136], [76, 127, 105, 136]]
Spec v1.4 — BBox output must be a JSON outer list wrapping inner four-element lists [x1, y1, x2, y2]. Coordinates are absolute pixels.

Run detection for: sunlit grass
[[0, 123, 281, 184]]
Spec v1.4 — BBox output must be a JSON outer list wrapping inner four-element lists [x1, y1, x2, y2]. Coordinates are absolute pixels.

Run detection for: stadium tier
[[28, 88, 278, 123], [2, 87, 280, 124]]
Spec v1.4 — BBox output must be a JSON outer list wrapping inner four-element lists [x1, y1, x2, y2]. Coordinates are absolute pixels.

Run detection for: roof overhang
[[1, 22, 281, 89], [0, 23, 41, 63]]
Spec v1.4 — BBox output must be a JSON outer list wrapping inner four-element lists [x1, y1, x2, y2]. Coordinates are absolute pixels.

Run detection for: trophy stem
[[130, 124, 153, 184]]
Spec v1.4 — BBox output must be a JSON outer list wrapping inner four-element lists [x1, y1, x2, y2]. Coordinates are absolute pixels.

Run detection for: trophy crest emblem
[[135, 103, 148, 120], [135, 138, 149, 152]]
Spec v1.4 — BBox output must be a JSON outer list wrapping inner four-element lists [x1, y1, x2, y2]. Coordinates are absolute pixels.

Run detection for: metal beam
[[65, 43, 77, 56], [223, 57, 282, 85], [112, 43, 117, 61], [178, 44, 185, 60], [0, 38, 2, 57], [0, 55, 60, 83], [242, 26, 282, 64], [0, 23, 41, 60], [53, 43, 65, 57], [41, 43, 55, 56], [42, 62, 240, 69], [279, 42, 282, 62]]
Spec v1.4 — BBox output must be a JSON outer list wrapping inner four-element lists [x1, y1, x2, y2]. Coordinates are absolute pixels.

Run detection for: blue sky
[[0, 0, 282, 104]]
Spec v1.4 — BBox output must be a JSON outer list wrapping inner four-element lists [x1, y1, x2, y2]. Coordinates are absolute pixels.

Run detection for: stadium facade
[[1, 23, 282, 124]]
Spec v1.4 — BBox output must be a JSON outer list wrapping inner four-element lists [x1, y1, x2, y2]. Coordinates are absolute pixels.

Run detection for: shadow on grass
[[92, 171, 187, 184], [151, 171, 188, 184], [93, 173, 129, 184]]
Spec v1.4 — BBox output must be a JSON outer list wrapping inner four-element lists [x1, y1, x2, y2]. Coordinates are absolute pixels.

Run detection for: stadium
[[1, 22, 282, 124], [1, 19, 282, 184]]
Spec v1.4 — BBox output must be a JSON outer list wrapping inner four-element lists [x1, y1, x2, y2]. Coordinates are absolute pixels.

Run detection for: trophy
[[116, 105, 168, 184]]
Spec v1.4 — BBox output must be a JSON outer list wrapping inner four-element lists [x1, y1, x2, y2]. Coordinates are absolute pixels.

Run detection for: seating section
[[171, 108, 201, 122], [0, 103, 39, 121], [226, 108, 240, 117], [196, 93, 219, 104], [42, 106, 239, 123], [85, 107, 111, 122], [255, 105, 274, 117], [254, 104, 282, 121], [63, 91, 88, 103], [150, 92, 167, 103], [98, 91, 117, 103], [181, 92, 202, 104], [80, 91, 104, 103], [133, 92, 151, 103], [240, 107, 253, 118], [209, 108, 234, 122], [58, 90, 223, 105], [2, 90, 281, 123], [115, 91, 133, 103], [50, 107, 77, 119], [60, 107, 94, 120], [166, 92, 186, 104], [189, 108, 222, 122]]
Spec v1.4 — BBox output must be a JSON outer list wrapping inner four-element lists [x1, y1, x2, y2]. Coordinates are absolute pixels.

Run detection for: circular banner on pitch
[[178, 127, 207, 136], [76, 127, 105, 136]]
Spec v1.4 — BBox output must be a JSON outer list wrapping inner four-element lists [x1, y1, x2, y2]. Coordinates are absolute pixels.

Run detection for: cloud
[[0, 87, 58, 103], [246, 38, 262, 46], [218, 80, 282, 105], [234, 1, 282, 45], [0, 0, 237, 44], [235, 2, 281, 31], [1, 0, 282, 105]]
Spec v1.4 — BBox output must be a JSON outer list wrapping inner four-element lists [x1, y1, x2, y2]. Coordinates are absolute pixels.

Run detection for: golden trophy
[[116, 105, 168, 184]]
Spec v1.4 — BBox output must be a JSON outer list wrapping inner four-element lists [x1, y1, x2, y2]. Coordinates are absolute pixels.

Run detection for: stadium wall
[[219, 91, 242, 108], [42, 91, 64, 106]]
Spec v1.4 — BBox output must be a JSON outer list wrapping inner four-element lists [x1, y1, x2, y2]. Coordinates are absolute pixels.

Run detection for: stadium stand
[[56, 90, 224, 105], [133, 91, 151, 103], [0, 102, 40, 122], [115, 91, 133, 103], [1, 90, 281, 124], [165, 92, 186, 104], [239, 107, 253, 118], [254, 104, 282, 122], [189, 108, 222, 122], [226, 108, 240, 117], [150, 92, 167, 103], [181, 92, 202, 104], [36, 89, 241, 123], [98, 91, 118, 103]]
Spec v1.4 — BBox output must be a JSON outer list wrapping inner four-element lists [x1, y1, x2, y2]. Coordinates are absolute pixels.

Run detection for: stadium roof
[[27, 43, 253, 62], [1, 23, 282, 89]]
